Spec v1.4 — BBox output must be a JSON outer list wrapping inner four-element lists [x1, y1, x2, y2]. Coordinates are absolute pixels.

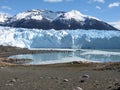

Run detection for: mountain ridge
[[0, 9, 118, 30]]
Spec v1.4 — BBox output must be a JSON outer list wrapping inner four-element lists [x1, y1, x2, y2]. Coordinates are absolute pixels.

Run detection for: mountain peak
[[0, 13, 11, 23], [68, 10, 84, 16], [27, 9, 40, 12], [63, 10, 85, 21], [1, 9, 118, 30]]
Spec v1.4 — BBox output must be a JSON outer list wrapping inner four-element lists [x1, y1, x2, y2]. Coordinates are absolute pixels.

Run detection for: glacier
[[0, 26, 120, 49]]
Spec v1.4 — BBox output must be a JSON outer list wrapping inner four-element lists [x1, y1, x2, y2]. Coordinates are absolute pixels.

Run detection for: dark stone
[[80, 80, 85, 83], [63, 79, 69, 82]]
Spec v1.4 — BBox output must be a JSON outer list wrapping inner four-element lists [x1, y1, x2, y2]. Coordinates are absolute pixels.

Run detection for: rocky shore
[[0, 45, 120, 90]]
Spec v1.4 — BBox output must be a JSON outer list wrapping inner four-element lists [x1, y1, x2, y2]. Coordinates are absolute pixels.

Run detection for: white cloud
[[93, 0, 105, 3], [109, 21, 120, 29], [96, 6, 101, 9], [108, 2, 120, 8], [1, 6, 11, 10], [44, 0, 63, 3]]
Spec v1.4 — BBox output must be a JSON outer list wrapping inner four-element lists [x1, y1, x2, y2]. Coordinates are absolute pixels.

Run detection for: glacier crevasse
[[0, 26, 120, 49]]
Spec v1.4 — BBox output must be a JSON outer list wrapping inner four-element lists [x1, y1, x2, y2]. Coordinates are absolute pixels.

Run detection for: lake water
[[9, 49, 120, 65]]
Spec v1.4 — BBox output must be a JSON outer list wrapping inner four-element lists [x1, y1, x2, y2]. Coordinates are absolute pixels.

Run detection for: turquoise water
[[9, 49, 120, 65]]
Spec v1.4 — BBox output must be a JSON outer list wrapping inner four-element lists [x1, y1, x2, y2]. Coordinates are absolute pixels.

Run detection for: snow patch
[[11, 9, 62, 22], [64, 10, 85, 21], [0, 13, 10, 23], [8, 9, 101, 23], [63, 10, 100, 21], [31, 15, 43, 20]]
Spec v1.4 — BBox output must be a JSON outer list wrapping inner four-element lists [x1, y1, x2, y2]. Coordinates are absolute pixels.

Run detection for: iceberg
[[0, 26, 120, 49]]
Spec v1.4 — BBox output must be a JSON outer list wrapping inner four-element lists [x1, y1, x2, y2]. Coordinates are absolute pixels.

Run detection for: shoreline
[[0, 45, 120, 90], [0, 45, 120, 69]]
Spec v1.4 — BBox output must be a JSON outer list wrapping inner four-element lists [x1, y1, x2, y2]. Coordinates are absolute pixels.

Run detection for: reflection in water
[[9, 49, 120, 65]]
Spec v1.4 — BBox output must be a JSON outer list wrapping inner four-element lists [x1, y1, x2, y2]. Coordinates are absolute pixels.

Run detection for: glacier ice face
[[0, 26, 120, 49]]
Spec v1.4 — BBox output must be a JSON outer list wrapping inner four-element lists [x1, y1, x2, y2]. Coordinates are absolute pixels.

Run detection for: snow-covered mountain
[[0, 26, 120, 49], [7, 9, 62, 22], [1, 9, 118, 30], [0, 13, 11, 24]]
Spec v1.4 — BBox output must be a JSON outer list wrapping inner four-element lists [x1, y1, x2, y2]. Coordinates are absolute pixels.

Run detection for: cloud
[[44, 0, 63, 3], [108, 2, 120, 8], [1, 6, 11, 10], [109, 21, 120, 29], [93, 0, 105, 3], [96, 6, 101, 9], [43, 0, 73, 3]]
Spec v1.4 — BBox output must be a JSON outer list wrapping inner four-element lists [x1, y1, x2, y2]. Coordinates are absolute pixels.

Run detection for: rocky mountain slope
[[0, 9, 118, 30]]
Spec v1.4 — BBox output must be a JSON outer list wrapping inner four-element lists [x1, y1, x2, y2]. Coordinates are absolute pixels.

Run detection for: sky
[[0, 0, 120, 29]]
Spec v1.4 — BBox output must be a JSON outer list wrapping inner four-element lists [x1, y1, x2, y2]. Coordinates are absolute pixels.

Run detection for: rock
[[115, 82, 120, 86], [80, 80, 85, 83], [63, 79, 69, 82], [6, 78, 18, 86], [0, 67, 4, 69], [113, 87, 120, 90], [117, 69, 120, 72], [73, 87, 83, 90], [80, 74, 90, 83], [71, 61, 82, 64], [82, 74, 89, 79], [40, 77, 43, 79], [9, 78, 17, 83], [6, 83, 14, 86], [107, 86, 112, 89], [116, 87, 120, 90], [50, 77, 58, 80]]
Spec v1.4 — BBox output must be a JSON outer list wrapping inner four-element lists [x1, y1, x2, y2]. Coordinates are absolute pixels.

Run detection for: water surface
[[9, 49, 120, 65]]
